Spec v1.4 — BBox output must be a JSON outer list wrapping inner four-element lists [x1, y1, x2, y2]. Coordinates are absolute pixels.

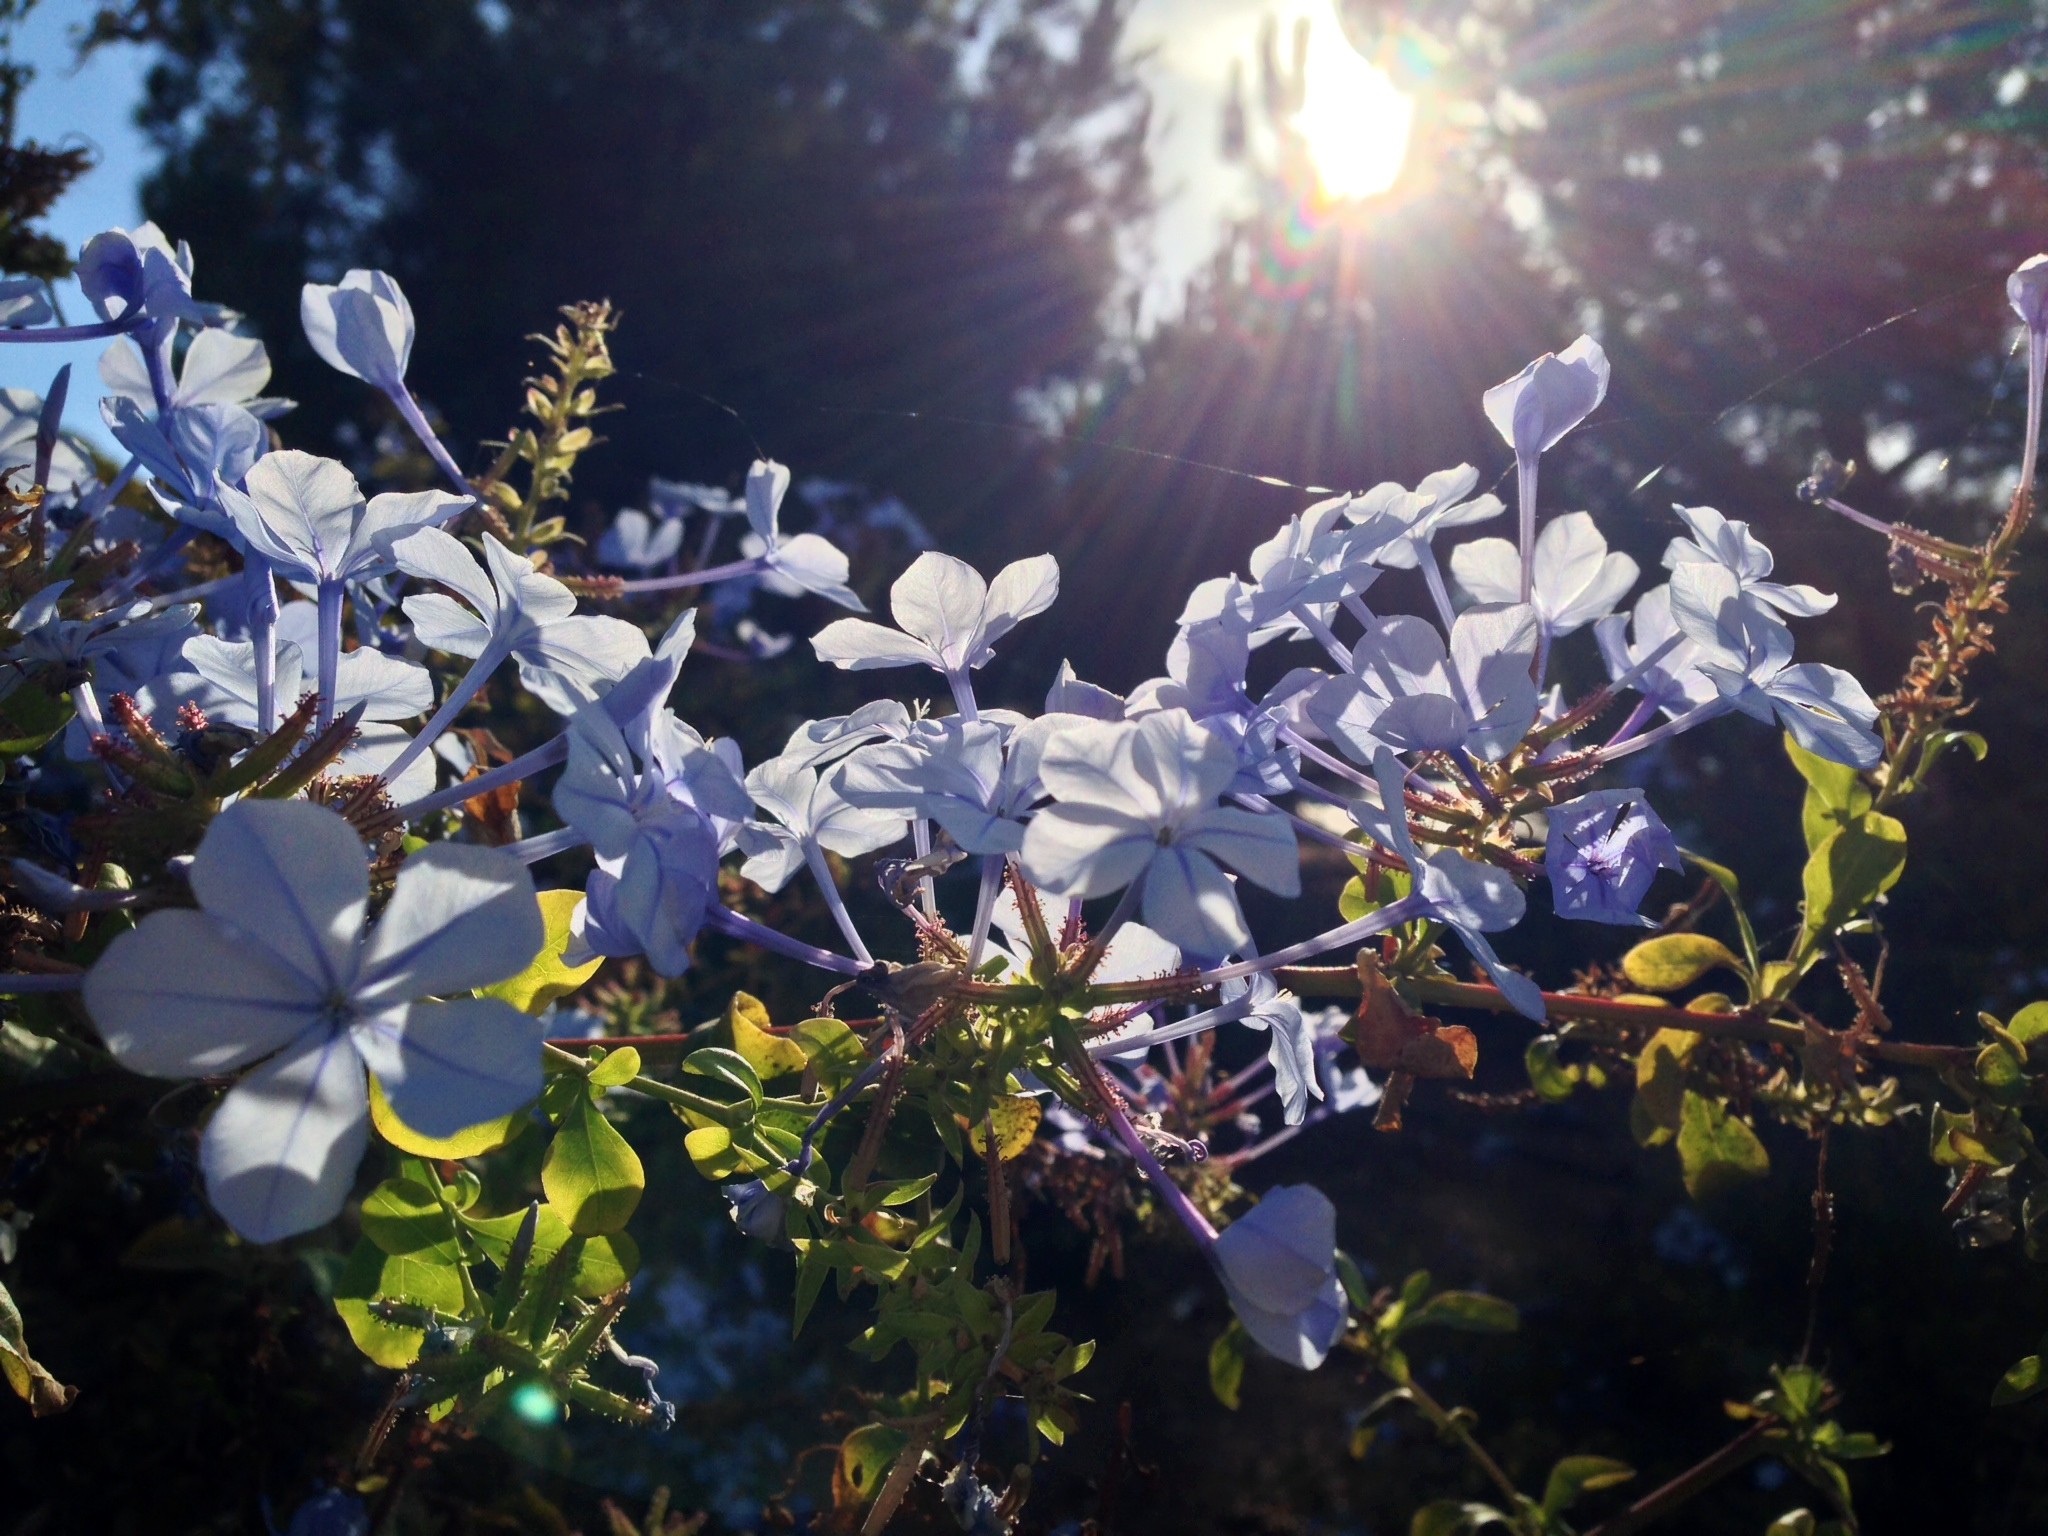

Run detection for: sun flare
[[1292, 8, 1415, 201]]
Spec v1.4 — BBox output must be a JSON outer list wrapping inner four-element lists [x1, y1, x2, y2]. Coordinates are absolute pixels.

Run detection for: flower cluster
[[4, 222, 2043, 1503]]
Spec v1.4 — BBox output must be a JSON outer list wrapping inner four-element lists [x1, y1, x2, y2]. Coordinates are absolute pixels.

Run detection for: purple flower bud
[[2008, 254, 2048, 334], [724, 1178, 787, 1245], [1546, 787, 1683, 927]]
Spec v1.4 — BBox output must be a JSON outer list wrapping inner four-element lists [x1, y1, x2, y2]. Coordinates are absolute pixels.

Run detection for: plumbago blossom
[[8, 221, 2038, 1522]]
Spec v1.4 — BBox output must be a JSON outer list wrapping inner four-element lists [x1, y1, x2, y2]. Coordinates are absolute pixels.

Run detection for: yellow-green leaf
[[360, 1178, 462, 1262], [1786, 733, 1872, 853], [1621, 934, 1742, 993], [728, 991, 808, 1079], [1994, 1354, 2048, 1406], [542, 1093, 645, 1235], [1798, 812, 1907, 955], [332, 1238, 465, 1368], [1635, 1029, 1700, 1138], [837, 1423, 908, 1504], [1676, 1090, 1769, 1199], [967, 1094, 1042, 1161], [588, 1045, 641, 1089], [368, 1074, 523, 1160], [684, 1124, 746, 1180], [478, 887, 601, 1013], [0, 1278, 74, 1416]]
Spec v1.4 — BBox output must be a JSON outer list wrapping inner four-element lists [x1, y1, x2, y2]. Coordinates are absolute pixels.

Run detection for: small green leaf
[[1786, 734, 1871, 853], [683, 1124, 746, 1180], [332, 1239, 465, 1368], [1676, 1090, 1769, 1199], [0, 685, 71, 757], [726, 991, 808, 1079], [1408, 1291, 1519, 1334], [1632, 1029, 1698, 1148], [1993, 1356, 2047, 1405], [1542, 1454, 1635, 1516], [1524, 1036, 1575, 1102], [1977, 1043, 2028, 1101], [967, 1094, 1042, 1161], [2008, 1002, 2048, 1055], [682, 1046, 763, 1105], [587, 1044, 642, 1089], [1798, 812, 1907, 956], [542, 1093, 645, 1235], [1622, 933, 1742, 993], [838, 1423, 908, 1503], [1208, 1322, 1247, 1410], [0, 1278, 74, 1416]]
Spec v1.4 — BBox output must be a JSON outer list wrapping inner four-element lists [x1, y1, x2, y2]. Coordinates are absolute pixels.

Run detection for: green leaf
[[838, 1423, 908, 1503], [683, 1124, 746, 1180], [0, 684, 71, 757], [682, 1046, 763, 1105], [458, 1206, 635, 1298], [1994, 1355, 2048, 1406], [967, 1094, 1042, 1161], [1208, 1322, 1247, 1410], [1542, 1454, 1635, 1516], [1766, 1512, 1818, 1536], [587, 1044, 642, 1089], [1621, 933, 1743, 993], [332, 1239, 465, 1368], [1632, 1028, 1699, 1148], [542, 1093, 645, 1235], [727, 991, 808, 1079], [360, 1178, 462, 1262], [1786, 733, 1872, 853], [795, 1016, 866, 1086], [2008, 1002, 2048, 1055], [1407, 1290, 1519, 1335], [0, 1278, 74, 1416], [1918, 728, 1988, 779], [477, 887, 600, 1013], [1524, 1036, 1576, 1102], [1798, 812, 1907, 956], [1676, 1090, 1769, 1199]]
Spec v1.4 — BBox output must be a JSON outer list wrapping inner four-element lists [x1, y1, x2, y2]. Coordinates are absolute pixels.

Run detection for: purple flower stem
[[391, 731, 567, 822], [1098, 1086, 1218, 1247], [506, 827, 589, 865], [0, 317, 141, 344], [1515, 450, 1539, 604], [380, 639, 509, 785], [803, 841, 875, 967], [1198, 893, 1428, 986], [386, 382, 476, 496], [704, 904, 864, 976], [616, 556, 767, 595]]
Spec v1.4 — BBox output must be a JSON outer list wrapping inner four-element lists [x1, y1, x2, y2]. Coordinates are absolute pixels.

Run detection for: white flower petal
[[355, 842, 545, 1005], [350, 997, 546, 1138], [85, 908, 323, 1076], [200, 1029, 369, 1243], [189, 799, 369, 992]]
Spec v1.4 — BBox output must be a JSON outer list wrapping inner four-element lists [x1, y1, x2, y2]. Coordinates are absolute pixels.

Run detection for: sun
[[1291, 7, 1415, 202]]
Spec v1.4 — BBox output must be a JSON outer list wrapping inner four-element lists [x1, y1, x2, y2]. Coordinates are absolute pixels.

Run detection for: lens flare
[[1293, 12, 1414, 201]]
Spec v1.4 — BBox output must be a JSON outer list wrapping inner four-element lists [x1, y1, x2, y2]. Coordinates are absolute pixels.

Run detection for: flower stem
[[804, 841, 875, 966], [387, 382, 476, 496], [616, 556, 766, 595], [702, 904, 864, 976]]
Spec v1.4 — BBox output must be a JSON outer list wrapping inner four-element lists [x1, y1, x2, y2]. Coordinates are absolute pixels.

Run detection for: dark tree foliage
[[86, 0, 1149, 534], [0, 1, 91, 280]]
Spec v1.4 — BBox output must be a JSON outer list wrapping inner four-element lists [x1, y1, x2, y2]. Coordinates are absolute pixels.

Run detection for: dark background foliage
[[7, 0, 2048, 1529]]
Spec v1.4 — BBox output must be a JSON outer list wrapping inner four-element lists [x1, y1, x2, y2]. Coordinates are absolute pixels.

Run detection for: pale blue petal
[[355, 843, 544, 1006], [349, 997, 545, 1138], [200, 1028, 369, 1243], [190, 799, 369, 992]]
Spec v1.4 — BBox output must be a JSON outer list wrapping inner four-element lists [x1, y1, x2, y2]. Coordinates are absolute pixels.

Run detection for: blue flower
[[1546, 787, 1683, 926], [1210, 1184, 1348, 1369]]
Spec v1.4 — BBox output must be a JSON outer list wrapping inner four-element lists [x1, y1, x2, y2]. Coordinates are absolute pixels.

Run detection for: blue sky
[[6, 0, 149, 447]]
